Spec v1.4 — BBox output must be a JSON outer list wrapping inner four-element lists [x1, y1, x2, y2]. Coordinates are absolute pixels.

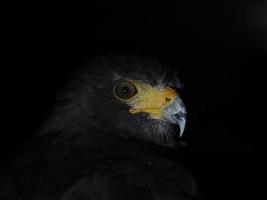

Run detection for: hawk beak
[[127, 84, 187, 138], [162, 97, 187, 137]]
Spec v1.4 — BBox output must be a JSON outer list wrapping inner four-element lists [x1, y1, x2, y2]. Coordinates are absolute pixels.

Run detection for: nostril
[[165, 97, 171, 102]]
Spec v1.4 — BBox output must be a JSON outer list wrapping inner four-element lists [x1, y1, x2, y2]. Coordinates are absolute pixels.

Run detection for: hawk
[[1, 55, 200, 200]]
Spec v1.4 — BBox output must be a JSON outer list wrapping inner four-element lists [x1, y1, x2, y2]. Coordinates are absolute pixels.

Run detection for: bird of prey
[[1, 55, 200, 200]]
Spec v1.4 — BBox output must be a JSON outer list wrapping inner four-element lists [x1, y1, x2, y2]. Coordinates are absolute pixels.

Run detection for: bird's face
[[81, 56, 187, 148], [112, 79, 186, 138]]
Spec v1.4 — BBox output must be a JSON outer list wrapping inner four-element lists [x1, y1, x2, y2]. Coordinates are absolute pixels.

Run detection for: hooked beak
[[127, 83, 187, 138], [162, 97, 187, 137]]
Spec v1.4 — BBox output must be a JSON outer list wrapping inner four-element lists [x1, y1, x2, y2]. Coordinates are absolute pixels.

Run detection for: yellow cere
[[125, 80, 178, 120]]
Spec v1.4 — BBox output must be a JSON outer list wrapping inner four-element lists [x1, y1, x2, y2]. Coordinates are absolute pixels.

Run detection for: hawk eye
[[114, 81, 137, 99]]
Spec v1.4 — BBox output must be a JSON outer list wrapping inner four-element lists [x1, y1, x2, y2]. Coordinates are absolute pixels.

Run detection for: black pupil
[[121, 86, 130, 93], [115, 81, 137, 99]]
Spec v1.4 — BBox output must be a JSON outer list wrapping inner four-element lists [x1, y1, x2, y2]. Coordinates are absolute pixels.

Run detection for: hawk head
[[42, 55, 187, 148]]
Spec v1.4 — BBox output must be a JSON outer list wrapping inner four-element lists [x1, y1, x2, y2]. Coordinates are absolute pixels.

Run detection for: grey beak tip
[[177, 115, 186, 137], [163, 96, 187, 138]]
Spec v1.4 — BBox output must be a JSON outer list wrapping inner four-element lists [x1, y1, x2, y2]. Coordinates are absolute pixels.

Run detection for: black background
[[5, 1, 259, 199]]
